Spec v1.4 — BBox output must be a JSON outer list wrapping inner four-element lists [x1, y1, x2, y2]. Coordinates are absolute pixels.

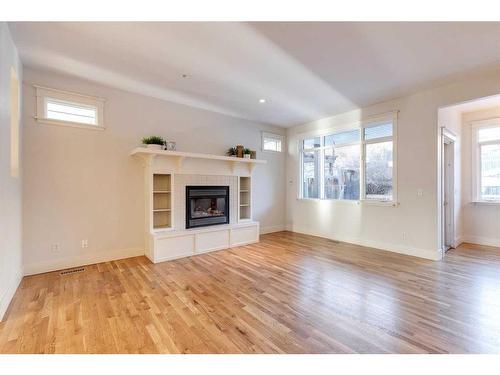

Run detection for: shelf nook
[[239, 176, 251, 221], [152, 174, 172, 230]]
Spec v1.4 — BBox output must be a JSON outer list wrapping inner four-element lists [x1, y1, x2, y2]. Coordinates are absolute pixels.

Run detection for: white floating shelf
[[153, 190, 171, 193], [131, 148, 266, 174], [131, 148, 266, 164], [153, 208, 171, 212]]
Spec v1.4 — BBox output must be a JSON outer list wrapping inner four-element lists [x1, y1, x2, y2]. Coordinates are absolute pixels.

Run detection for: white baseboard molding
[[461, 235, 500, 248], [23, 247, 145, 276], [0, 267, 24, 321], [260, 224, 286, 234], [290, 227, 442, 261], [454, 236, 465, 248]]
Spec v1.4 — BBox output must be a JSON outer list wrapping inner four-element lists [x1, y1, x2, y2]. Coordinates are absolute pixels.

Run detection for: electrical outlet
[[417, 189, 424, 197], [51, 243, 60, 253], [81, 239, 89, 248]]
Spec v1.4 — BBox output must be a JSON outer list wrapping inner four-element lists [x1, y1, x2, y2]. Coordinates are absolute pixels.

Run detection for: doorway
[[441, 128, 456, 253]]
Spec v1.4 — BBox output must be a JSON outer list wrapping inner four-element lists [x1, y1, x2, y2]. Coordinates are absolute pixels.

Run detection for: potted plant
[[142, 136, 165, 150], [243, 148, 252, 159], [226, 147, 237, 157]]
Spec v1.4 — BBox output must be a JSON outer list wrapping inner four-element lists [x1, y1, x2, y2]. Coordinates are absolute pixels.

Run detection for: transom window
[[262, 132, 284, 152], [472, 120, 500, 202], [299, 114, 397, 202], [45, 98, 98, 125], [35, 86, 105, 129]]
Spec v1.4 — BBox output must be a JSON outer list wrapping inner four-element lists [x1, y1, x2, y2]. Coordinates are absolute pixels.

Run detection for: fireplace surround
[[186, 186, 230, 229], [131, 148, 264, 263]]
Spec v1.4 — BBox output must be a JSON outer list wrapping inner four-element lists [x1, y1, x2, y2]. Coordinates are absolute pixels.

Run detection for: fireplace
[[186, 186, 230, 229]]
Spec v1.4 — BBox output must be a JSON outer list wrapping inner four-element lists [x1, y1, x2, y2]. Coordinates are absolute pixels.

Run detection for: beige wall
[[461, 106, 500, 246], [286, 68, 500, 260], [0, 23, 23, 320], [22, 68, 286, 275]]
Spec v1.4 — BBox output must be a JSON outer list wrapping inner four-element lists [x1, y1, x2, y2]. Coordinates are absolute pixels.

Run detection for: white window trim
[[297, 111, 398, 206], [35, 85, 106, 130], [262, 131, 284, 153], [471, 118, 500, 204]]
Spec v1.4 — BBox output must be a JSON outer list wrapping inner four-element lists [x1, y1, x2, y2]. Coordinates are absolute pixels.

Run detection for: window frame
[[35, 85, 105, 130], [262, 131, 284, 153], [471, 118, 500, 203], [298, 111, 398, 205]]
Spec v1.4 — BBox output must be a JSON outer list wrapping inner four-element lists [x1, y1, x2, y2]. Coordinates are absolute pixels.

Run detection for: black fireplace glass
[[186, 186, 229, 229]]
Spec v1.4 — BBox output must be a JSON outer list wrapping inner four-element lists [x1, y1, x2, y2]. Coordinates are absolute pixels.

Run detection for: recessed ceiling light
[[259, 99, 266, 103]]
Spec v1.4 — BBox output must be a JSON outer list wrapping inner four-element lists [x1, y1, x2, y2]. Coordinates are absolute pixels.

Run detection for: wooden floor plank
[[1, 231, 500, 353]]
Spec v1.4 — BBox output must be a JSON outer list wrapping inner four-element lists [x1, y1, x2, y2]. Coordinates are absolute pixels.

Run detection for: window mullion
[[478, 144, 482, 201], [360, 142, 366, 200], [320, 147, 325, 199]]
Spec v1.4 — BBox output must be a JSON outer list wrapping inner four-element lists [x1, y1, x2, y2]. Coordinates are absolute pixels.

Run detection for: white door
[[442, 134, 455, 252]]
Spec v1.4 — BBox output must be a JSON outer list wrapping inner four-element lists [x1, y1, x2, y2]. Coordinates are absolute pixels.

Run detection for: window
[[301, 138, 320, 198], [299, 113, 397, 203], [363, 123, 394, 201], [472, 121, 500, 202], [262, 132, 283, 152], [323, 131, 360, 200], [35, 86, 105, 129]]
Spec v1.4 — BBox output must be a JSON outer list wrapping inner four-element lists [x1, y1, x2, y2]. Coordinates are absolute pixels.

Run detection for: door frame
[[441, 127, 457, 253]]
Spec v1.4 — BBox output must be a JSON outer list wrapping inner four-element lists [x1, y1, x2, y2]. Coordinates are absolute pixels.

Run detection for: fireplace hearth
[[186, 186, 229, 229]]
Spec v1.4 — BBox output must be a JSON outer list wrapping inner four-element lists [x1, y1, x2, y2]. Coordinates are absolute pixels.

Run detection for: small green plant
[[226, 147, 237, 156], [243, 148, 251, 154], [142, 136, 165, 145]]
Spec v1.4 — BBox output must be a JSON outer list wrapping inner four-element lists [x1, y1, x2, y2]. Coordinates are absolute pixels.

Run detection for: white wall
[[286, 68, 500, 260], [22, 68, 286, 275], [461, 106, 500, 247], [0, 23, 23, 320]]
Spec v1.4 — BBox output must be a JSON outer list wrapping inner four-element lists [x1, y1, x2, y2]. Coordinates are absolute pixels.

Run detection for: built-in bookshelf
[[152, 174, 172, 230], [239, 176, 251, 221]]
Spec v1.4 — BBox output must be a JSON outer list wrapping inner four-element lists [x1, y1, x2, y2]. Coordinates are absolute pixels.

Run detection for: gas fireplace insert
[[186, 186, 229, 229]]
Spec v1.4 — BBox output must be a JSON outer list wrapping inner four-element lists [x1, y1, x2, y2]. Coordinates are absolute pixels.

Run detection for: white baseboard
[[461, 235, 500, 248], [23, 247, 145, 276], [454, 236, 465, 248], [260, 224, 286, 234], [0, 267, 23, 321], [289, 227, 442, 261]]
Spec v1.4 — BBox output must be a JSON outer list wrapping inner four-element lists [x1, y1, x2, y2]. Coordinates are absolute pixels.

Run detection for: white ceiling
[[8, 22, 500, 127]]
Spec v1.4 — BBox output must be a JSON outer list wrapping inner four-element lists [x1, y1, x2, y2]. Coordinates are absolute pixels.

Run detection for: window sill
[[297, 198, 359, 204], [361, 199, 398, 207], [471, 200, 500, 206], [36, 117, 105, 131], [296, 198, 398, 207], [261, 149, 283, 154]]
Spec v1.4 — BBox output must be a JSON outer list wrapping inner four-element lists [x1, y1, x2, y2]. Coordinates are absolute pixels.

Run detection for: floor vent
[[60, 267, 85, 275]]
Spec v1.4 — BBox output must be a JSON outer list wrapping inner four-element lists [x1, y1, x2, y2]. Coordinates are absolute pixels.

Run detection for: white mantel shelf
[[131, 147, 267, 173]]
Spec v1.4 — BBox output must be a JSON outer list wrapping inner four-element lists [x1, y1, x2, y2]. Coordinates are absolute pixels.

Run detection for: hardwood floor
[[1, 231, 500, 354]]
